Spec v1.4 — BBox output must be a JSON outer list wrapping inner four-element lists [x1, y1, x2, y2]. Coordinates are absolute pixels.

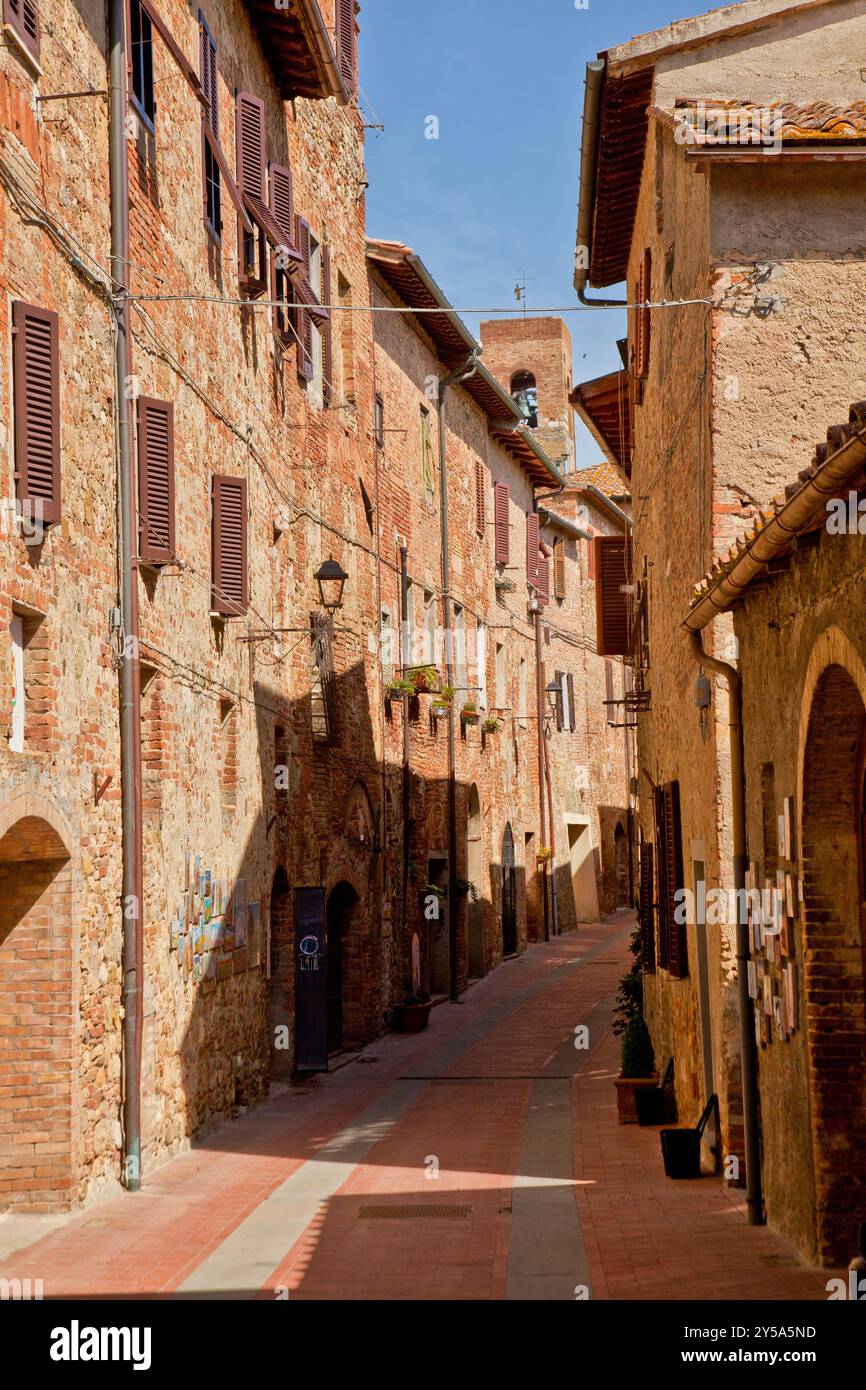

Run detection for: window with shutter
[[654, 780, 686, 978], [130, 0, 156, 129], [4, 0, 40, 62], [236, 91, 267, 293], [336, 0, 357, 96], [293, 215, 314, 381], [494, 483, 509, 565], [594, 534, 631, 656], [211, 475, 248, 616], [199, 14, 221, 239], [536, 551, 550, 606], [137, 397, 175, 566], [553, 536, 566, 600], [321, 244, 333, 406], [475, 459, 485, 537], [639, 842, 656, 973], [526, 513, 539, 587], [12, 301, 60, 528], [269, 163, 295, 344]]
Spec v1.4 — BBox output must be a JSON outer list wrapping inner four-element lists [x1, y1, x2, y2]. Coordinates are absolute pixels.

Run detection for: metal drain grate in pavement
[[357, 1204, 473, 1220]]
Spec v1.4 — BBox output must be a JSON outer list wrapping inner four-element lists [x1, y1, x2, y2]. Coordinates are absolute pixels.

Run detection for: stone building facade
[[574, 0, 866, 1263]]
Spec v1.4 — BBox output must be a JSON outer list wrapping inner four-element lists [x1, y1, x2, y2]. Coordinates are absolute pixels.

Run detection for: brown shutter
[[655, 781, 686, 978], [235, 91, 265, 199], [268, 163, 294, 246], [12, 302, 61, 526], [321, 244, 333, 406], [294, 215, 313, 380], [4, 0, 40, 59], [200, 17, 218, 134], [639, 842, 656, 974], [494, 482, 509, 565], [553, 536, 566, 599], [526, 513, 539, 586], [475, 460, 485, 537], [567, 672, 576, 732], [536, 550, 550, 606], [554, 671, 564, 731], [336, 0, 356, 94], [636, 247, 652, 382], [137, 397, 175, 566], [211, 475, 248, 616], [594, 534, 631, 656]]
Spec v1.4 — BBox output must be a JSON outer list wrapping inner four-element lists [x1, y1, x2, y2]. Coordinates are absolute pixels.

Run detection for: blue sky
[[360, 0, 710, 465]]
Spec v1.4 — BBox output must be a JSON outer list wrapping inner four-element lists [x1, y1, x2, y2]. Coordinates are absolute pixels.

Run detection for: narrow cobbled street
[[0, 913, 837, 1301]]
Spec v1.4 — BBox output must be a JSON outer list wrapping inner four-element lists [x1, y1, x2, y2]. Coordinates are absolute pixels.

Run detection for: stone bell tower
[[479, 316, 577, 474]]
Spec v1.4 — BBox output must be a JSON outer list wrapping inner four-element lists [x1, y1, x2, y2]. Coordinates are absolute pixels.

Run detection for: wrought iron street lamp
[[315, 557, 348, 612]]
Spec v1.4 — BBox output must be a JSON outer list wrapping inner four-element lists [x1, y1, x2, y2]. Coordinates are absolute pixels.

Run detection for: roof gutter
[[574, 60, 627, 307], [296, 0, 350, 105], [538, 506, 591, 541], [685, 409, 866, 630], [582, 481, 632, 529]]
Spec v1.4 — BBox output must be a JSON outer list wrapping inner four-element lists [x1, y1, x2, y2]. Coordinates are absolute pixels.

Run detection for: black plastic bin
[[660, 1095, 716, 1179]]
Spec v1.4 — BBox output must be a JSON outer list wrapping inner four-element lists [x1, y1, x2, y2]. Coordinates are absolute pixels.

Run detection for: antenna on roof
[[514, 275, 532, 319]]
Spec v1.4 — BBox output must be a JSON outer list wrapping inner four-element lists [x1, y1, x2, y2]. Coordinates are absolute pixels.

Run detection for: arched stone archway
[[466, 785, 484, 978], [800, 657, 866, 1264], [501, 823, 517, 956], [0, 797, 76, 1211]]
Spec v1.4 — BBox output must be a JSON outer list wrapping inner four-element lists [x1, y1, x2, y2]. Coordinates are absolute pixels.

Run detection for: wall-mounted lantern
[[315, 557, 348, 612]]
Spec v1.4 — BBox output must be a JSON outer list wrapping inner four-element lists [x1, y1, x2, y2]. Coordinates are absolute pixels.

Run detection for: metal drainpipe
[[534, 611, 550, 942], [437, 352, 480, 1001], [109, 0, 143, 1192], [688, 628, 763, 1226]]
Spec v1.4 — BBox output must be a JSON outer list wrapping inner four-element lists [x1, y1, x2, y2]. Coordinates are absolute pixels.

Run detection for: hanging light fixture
[[315, 557, 348, 612]]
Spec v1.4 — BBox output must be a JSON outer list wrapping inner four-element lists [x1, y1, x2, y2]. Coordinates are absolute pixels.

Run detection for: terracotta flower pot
[[393, 1001, 432, 1033], [614, 1073, 660, 1124]]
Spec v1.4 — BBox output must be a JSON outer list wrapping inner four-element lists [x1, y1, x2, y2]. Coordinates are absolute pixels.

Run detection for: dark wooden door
[[501, 824, 517, 955]]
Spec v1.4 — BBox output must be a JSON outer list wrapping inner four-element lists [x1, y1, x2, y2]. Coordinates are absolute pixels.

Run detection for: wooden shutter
[[537, 551, 549, 606], [475, 460, 485, 537], [211, 475, 248, 616], [553, 536, 566, 599], [494, 483, 509, 565], [235, 91, 265, 199], [137, 397, 175, 566], [526, 513, 539, 586], [12, 302, 60, 526], [321, 244, 333, 406], [594, 534, 631, 656], [554, 670, 564, 731], [269, 163, 294, 246], [655, 781, 686, 978], [294, 215, 313, 380], [200, 16, 218, 134], [4, 0, 40, 60], [639, 842, 656, 973], [636, 247, 651, 382], [336, 0, 356, 94], [567, 672, 576, 732]]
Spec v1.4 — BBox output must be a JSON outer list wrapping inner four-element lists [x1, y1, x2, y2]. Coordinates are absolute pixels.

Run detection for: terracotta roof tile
[[673, 99, 866, 143], [573, 460, 631, 499]]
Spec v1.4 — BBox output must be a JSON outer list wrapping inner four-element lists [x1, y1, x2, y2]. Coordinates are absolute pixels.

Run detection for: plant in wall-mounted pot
[[460, 701, 479, 724], [536, 845, 554, 864], [431, 685, 455, 718], [481, 716, 501, 734], [456, 878, 479, 902], [411, 665, 439, 693], [385, 676, 416, 699]]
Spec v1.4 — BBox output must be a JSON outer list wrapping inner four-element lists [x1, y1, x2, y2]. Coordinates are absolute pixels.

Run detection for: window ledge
[[3, 23, 42, 79]]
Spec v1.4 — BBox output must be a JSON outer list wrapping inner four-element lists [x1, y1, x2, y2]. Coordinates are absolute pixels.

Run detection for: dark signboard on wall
[[294, 887, 327, 1073]]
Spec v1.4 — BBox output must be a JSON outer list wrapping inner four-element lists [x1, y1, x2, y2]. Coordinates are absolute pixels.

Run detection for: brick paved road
[[0, 912, 839, 1300]]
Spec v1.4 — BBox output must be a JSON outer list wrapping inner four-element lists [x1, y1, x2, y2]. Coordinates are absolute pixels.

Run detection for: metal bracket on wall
[[94, 773, 113, 805]]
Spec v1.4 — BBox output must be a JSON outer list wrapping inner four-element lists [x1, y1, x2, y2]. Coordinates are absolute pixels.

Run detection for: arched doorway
[[801, 661, 866, 1263], [268, 868, 293, 1079], [614, 822, 628, 907], [467, 785, 484, 978], [0, 810, 74, 1210], [501, 823, 517, 956], [326, 882, 359, 1054]]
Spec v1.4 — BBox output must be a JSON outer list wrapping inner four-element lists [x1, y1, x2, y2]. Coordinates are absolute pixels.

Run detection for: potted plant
[[612, 928, 658, 1122], [393, 991, 432, 1033], [385, 676, 416, 699], [482, 716, 501, 734], [461, 701, 479, 724], [411, 665, 439, 694], [536, 845, 554, 865], [431, 685, 455, 718], [456, 878, 478, 901]]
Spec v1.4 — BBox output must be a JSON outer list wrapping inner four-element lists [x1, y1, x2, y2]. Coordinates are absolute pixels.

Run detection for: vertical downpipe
[[109, 0, 143, 1191], [534, 611, 550, 942]]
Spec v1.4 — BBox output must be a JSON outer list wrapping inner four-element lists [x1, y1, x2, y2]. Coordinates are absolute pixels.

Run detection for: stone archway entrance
[[801, 662, 866, 1264], [467, 785, 484, 979], [268, 868, 292, 1079], [0, 812, 74, 1211], [501, 823, 517, 956]]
